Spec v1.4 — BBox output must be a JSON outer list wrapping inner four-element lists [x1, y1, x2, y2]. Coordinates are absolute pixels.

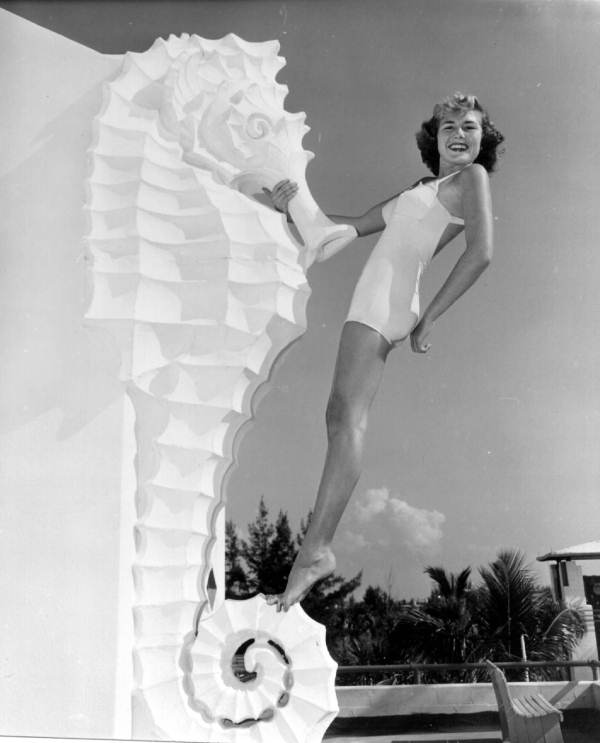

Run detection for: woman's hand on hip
[[410, 316, 433, 354]]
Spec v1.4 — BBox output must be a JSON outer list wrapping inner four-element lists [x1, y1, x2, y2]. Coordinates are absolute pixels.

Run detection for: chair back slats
[[485, 660, 565, 743]]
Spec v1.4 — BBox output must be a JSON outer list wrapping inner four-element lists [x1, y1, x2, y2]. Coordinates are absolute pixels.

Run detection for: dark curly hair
[[415, 92, 505, 175]]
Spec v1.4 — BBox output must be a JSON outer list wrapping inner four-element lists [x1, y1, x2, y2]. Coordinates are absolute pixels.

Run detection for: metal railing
[[336, 659, 600, 684]]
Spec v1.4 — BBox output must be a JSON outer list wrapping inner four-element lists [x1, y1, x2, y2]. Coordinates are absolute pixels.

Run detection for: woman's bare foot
[[266, 547, 336, 612]]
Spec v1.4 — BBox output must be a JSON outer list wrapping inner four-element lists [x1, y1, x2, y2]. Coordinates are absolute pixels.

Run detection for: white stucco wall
[[0, 10, 134, 737]]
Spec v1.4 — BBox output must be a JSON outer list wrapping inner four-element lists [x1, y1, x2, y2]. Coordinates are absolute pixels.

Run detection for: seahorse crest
[[161, 36, 312, 191]]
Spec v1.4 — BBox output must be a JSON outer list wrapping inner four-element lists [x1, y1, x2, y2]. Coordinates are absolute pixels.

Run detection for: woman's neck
[[438, 164, 464, 178]]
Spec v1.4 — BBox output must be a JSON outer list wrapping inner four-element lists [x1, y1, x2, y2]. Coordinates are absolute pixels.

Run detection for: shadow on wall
[[0, 83, 125, 439]]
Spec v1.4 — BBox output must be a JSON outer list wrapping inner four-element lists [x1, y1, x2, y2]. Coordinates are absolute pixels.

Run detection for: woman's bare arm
[[329, 196, 394, 237], [331, 180, 427, 237], [266, 179, 401, 238], [410, 164, 493, 352]]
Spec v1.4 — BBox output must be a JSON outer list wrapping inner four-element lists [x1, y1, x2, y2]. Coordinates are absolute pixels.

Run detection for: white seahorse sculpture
[[85, 33, 353, 741]]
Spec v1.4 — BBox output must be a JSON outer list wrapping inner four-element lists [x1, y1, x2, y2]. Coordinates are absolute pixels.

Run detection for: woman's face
[[436, 109, 483, 170]]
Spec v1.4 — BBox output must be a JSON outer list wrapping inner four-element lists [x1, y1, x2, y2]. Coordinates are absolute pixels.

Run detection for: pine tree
[[240, 496, 277, 593], [228, 499, 362, 634], [266, 510, 297, 592], [225, 520, 249, 598]]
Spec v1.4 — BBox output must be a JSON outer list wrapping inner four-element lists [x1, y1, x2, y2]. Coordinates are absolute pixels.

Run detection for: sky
[[4, 0, 600, 599]]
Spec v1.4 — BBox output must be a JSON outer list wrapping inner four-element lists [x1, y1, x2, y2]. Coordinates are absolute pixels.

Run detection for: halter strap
[[433, 169, 465, 225], [435, 168, 464, 188]]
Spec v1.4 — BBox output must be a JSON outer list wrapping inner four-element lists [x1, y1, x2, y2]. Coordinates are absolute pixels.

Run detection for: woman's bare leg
[[268, 321, 391, 610]]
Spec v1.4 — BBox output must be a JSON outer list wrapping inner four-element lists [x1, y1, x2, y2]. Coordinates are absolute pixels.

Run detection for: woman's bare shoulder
[[458, 163, 490, 188], [457, 164, 492, 209]]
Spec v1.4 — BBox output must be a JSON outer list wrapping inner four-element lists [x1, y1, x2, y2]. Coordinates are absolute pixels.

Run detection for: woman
[[265, 93, 504, 611]]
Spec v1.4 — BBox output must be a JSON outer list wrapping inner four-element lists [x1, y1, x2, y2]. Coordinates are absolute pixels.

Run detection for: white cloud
[[354, 487, 389, 521], [342, 529, 368, 549], [345, 487, 445, 557]]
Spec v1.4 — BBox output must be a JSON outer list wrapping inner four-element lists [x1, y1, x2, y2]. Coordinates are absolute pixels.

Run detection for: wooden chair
[[485, 660, 564, 743]]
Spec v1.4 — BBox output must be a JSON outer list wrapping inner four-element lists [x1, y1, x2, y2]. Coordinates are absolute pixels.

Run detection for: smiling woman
[[416, 93, 505, 175], [265, 92, 505, 611]]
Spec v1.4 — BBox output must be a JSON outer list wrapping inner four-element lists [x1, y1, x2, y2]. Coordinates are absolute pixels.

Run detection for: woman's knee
[[325, 391, 367, 439]]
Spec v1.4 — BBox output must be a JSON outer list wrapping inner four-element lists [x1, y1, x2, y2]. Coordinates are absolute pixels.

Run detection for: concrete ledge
[[336, 681, 600, 718]]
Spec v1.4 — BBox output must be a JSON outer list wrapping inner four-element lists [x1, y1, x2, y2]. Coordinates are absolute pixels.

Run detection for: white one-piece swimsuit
[[346, 170, 464, 346]]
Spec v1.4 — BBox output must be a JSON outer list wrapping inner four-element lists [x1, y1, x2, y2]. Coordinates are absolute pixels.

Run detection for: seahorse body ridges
[[85, 33, 338, 740]]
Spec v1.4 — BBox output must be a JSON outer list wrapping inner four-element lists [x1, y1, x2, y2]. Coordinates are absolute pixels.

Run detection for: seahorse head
[[158, 34, 313, 193]]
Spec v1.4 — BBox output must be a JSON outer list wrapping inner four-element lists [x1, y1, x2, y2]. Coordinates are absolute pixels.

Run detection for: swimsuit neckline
[[418, 169, 465, 225]]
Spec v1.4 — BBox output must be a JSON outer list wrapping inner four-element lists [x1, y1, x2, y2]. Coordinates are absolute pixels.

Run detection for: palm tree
[[472, 549, 585, 680], [425, 566, 472, 601], [391, 566, 478, 681], [332, 587, 398, 665], [475, 549, 536, 660], [391, 553, 585, 683]]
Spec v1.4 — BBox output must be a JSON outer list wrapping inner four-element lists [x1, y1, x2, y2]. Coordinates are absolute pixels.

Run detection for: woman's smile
[[437, 110, 483, 170]]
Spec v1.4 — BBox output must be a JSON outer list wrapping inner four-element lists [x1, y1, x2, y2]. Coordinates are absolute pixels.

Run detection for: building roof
[[537, 541, 600, 562]]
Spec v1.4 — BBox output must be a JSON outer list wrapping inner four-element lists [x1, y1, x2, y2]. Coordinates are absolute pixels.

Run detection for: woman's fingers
[[413, 341, 430, 353], [410, 332, 431, 353], [274, 181, 298, 203], [264, 180, 298, 212], [265, 594, 285, 612], [410, 317, 433, 354], [273, 179, 297, 191]]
